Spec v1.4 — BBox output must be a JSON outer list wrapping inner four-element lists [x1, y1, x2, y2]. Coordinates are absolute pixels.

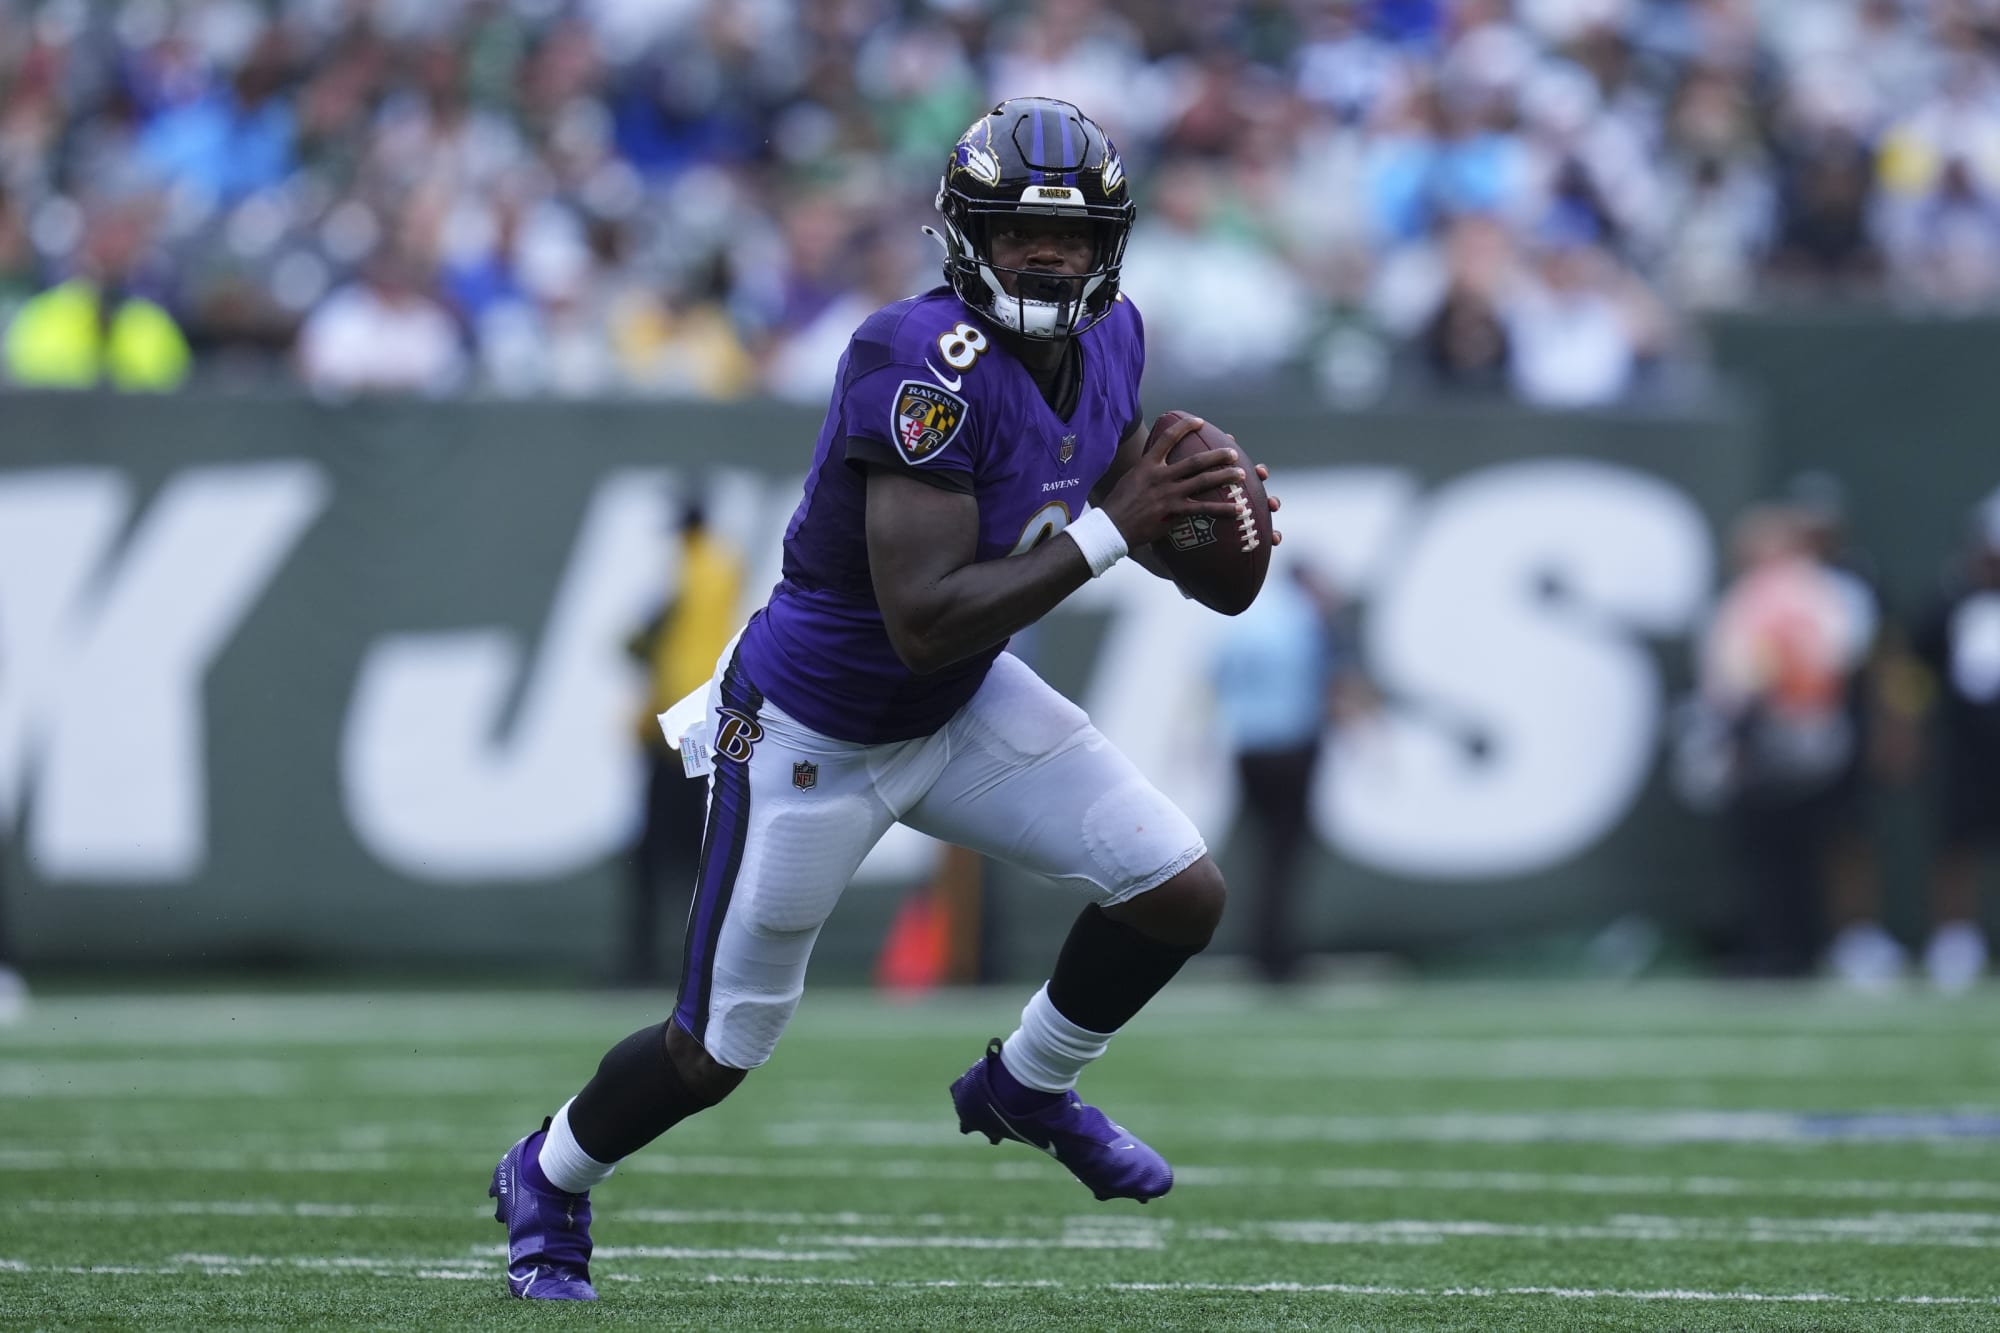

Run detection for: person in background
[[619, 497, 745, 986], [295, 245, 466, 397], [1786, 472, 1913, 990], [0, 186, 35, 333], [1210, 560, 1364, 986], [1420, 213, 1512, 393], [1909, 489, 2000, 992], [0, 845, 23, 1026], [1503, 226, 1668, 409], [1698, 505, 1870, 978], [4, 202, 190, 392], [136, 27, 297, 208]]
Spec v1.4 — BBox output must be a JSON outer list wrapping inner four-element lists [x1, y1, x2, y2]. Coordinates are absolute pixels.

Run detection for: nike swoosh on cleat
[[984, 1100, 1059, 1158], [511, 1269, 536, 1296], [926, 360, 962, 392]]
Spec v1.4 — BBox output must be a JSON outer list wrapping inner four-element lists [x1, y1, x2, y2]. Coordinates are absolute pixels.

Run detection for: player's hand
[[1257, 461, 1284, 546], [1099, 414, 1247, 549], [1173, 433, 1287, 547]]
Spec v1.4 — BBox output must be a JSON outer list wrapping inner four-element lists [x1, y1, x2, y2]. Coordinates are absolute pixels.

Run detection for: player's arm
[[867, 416, 1242, 676], [1091, 417, 1283, 580]]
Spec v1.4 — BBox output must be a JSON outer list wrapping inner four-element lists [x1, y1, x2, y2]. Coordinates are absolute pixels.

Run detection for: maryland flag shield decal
[[892, 380, 969, 465]]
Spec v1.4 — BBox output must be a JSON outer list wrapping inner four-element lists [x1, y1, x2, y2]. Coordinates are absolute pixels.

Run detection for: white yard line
[[7, 1255, 1997, 1308], [1171, 1165, 2000, 1203], [685, 1273, 2000, 1307], [763, 1108, 2000, 1147], [0, 1057, 579, 1099], [21, 1196, 2000, 1250], [0, 1060, 299, 1097], [21, 1201, 471, 1220], [10, 1036, 1977, 1081], [1107, 1279, 2000, 1306], [614, 1208, 975, 1227], [775, 1234, 1166, 1251], [0, 1148, 406, 1172], [9, 1149, 1999, 1209], [1234, 1036, 1983, 1080], [585, 1246, 860, 1262], [1185, 1214, 2000, 1249], [35, 1206, 2000, 1253], [639, 1273, 2000, 1307], [19, 1199, 988, 1228], [5, 984, 1996, 1050]]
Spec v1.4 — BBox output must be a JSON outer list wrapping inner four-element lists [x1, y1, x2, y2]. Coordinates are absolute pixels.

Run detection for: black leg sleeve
[[565, 1021, 713, 1162], [1045, 902, 1202, 1035]]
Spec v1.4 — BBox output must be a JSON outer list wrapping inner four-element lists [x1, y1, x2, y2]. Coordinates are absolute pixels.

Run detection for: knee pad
[[1084, 780, 1207, 904]]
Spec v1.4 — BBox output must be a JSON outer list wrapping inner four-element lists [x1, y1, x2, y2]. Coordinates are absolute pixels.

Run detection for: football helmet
[[930, 98, 1134, 340]]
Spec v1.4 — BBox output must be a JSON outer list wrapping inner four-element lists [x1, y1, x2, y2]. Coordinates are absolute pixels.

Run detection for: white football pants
[[671, 650, 1206, 1070]]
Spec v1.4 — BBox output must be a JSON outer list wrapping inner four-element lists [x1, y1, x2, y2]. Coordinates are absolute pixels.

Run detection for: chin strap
[[926, 216, 1075, 338]]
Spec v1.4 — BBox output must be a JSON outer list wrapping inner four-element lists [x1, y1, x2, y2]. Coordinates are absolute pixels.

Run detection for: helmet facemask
[[931, 205, 1128, 339]]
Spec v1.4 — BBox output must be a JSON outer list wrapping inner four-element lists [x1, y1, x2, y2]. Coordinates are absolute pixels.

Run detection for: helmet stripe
[[1031, 106, 1047, 185], [1059, 112, 1077, 186]]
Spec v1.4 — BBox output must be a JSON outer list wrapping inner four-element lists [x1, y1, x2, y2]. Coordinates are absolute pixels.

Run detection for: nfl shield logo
[[792, 761, 818, 792], [1059, 434, 1075, 464]]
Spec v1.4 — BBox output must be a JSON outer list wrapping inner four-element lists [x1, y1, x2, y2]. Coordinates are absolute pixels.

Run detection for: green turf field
[[3, 981, 1998, 1331]]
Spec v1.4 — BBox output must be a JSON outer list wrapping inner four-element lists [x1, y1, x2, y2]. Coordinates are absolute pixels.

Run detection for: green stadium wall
[[0, 319, 1975, 976]]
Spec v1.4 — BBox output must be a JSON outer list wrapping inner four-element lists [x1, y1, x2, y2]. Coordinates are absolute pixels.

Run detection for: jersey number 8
[[937, 322, 988, 370], [1009, 500, 1071, 556]]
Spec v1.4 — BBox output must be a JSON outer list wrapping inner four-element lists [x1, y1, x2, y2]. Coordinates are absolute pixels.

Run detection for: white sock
[[537, 1098, 616, 1194], [998, 984, 1114, 1093]]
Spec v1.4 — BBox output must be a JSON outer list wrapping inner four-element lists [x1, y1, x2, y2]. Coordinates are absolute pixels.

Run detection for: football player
[[490, 97, 1282, 1300]]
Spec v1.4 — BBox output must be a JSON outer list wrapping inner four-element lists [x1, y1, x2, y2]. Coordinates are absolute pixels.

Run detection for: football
[[1151, 411, 1272, 615]]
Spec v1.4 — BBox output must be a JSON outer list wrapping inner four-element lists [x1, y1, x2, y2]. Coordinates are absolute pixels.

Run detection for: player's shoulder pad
[[847, 288, 987, 379], [850, 289, 1001, 465]]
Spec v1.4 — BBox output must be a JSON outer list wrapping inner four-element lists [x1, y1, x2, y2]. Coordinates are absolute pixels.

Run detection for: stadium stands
[[1, 0, 1994, 399]]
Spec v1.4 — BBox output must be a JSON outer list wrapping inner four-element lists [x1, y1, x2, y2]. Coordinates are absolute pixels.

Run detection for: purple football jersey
[[737, 286, 1146, 743]]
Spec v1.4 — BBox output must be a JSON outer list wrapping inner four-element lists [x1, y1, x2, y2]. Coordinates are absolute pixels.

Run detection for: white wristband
[[1064, 507, 1128, 578]]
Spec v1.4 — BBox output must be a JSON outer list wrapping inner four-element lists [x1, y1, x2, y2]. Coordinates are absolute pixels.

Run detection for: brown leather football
[[1151, 411, 1272, 616]]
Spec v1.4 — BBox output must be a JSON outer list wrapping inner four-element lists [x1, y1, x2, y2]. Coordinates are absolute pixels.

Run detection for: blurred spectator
[[1909, 489, 2000, 993], [1768, 128, 1882, 292], [1902, 158, 2000, 309], [1695, 505, 1873, 978], [609, 254, 759, 399], [1659, 153, 1774, 311], [3, 203, 190, 391], [0, 186, 38, 331], [0, 834, 22, 1025], [296, 246, 465, 396], [1119, 157, 1312, 383], [1420, 213, 1512, 390], [766, 225, 926, 404], [137, 28, 297, 208], [985, 0, 1147, 126], [1503, 231, 1666, 407], [621, 496, 745, 987], [1211, 560, 1368, 987]]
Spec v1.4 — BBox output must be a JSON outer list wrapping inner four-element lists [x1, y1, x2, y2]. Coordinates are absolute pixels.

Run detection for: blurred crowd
[[7, 0, 2000, 402]]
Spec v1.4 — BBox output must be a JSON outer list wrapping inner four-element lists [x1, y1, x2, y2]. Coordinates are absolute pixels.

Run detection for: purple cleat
[[950, 1038, 1173, 1203], [489, 1123, 598, 1301]]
